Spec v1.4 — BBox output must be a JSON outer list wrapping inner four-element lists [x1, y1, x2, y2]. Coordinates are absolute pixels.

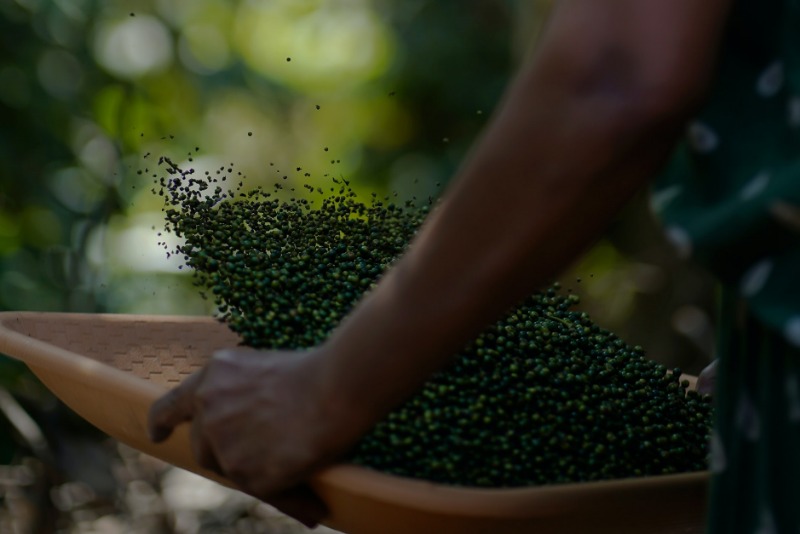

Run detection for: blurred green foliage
[[0, 1, 520, 459], [0, 0, 715, 422], [0, 11, 721, 511], [0, 0, 518, 320]]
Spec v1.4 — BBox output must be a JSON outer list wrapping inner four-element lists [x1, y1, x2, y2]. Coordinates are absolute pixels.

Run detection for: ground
[[0, 436, 342, 534]]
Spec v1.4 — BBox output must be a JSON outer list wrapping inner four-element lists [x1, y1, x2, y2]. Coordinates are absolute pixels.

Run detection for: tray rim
[[0, 310, 711, 518], [0, 311, 177, 400]]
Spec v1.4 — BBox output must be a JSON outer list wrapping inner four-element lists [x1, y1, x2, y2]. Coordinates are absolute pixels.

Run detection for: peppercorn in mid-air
[[156, 157, 712, 488]]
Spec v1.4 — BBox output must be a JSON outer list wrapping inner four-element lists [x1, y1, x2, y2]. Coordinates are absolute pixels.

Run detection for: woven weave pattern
[[6, 315, 240, 386]]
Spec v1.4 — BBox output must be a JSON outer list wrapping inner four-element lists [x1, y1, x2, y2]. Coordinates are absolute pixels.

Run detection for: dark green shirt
[[654, 0, 800, 346], [653, 1, 800, 532]]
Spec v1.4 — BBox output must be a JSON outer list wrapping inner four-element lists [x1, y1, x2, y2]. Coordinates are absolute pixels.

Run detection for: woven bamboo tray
[[0, 312, 709, 534]]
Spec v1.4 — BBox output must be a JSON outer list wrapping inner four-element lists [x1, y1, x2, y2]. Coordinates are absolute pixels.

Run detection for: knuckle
[[224, 463, 251, 486], [153, 391, 179, 414], [195, 451, 213, 469]]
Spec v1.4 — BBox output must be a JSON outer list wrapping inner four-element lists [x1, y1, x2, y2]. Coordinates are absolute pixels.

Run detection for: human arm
[[148, 0, 732, 526], [318, 0, 733, 440]]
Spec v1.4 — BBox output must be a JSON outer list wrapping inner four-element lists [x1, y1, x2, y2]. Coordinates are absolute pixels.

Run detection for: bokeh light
[[37, 48, 83, 99], [1, 0, 715, 371], [234, 0, 394, 94], [94, 15, 173, 79]]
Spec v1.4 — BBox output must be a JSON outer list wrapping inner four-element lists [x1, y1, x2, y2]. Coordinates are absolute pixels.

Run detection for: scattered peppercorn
[[155, 157, 712, 488]]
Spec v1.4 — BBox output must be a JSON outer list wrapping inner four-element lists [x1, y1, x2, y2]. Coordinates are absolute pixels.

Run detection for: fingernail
[[212, 349, 237, 361]]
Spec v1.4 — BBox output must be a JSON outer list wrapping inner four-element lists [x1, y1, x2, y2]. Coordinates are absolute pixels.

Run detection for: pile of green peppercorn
[[156, 157, 712, 488]]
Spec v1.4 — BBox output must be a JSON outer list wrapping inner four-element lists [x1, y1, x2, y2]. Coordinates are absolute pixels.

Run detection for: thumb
[[148, 369, 204, 442]]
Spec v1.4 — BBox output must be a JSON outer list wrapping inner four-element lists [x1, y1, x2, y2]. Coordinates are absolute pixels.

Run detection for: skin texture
[[148, 0, 733, 527]]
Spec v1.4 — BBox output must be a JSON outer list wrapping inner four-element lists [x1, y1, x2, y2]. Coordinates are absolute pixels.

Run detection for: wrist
[[302, 346, 383, 459]]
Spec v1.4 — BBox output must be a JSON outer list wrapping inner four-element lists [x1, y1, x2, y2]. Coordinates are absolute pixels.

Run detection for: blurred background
[[0, 0, 716, 532]]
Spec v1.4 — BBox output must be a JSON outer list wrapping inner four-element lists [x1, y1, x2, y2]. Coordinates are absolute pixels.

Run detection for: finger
[[147, 369, 205, 443], [266, 485, 328, 528], [190, 416, 223, 474], [696, 359, 717, 396]]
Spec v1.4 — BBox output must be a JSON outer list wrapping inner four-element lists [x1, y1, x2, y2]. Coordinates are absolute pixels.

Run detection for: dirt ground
[[0, 437, 342, 534]]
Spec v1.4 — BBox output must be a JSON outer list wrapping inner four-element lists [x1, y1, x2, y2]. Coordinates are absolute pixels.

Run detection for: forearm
[[321, 85, 681, 430], [316, 0, 732, 434]]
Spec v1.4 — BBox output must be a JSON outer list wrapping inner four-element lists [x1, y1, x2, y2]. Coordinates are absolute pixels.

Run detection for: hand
[[696, 359, 717, 396], [147, 347, 362, 528]]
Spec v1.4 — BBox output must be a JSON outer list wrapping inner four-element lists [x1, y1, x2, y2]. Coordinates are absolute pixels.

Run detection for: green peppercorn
[[155, 157, 714, 489]]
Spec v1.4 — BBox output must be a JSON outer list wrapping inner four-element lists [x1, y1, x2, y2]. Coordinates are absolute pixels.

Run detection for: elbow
[[552, 46, 712, 138], [605, 77, 708, 142], [620, 77, 709, 134]]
